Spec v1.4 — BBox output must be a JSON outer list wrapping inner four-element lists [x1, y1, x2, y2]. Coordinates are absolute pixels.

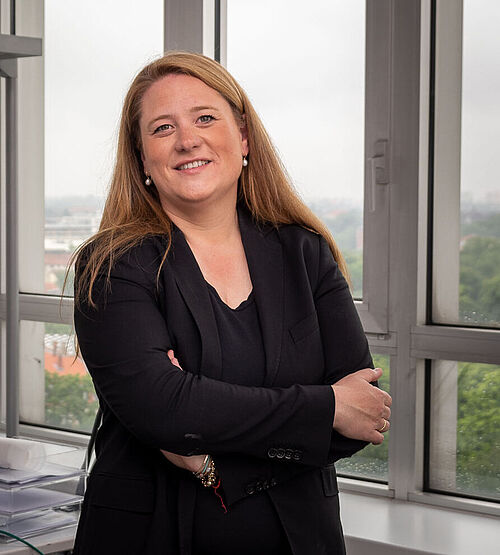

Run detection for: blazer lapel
[[169, 227, 223, 380], [238, 208, 284, 386]]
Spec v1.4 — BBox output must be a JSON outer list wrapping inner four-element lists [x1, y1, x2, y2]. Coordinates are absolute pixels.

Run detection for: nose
[[175, 125, 202, 152]]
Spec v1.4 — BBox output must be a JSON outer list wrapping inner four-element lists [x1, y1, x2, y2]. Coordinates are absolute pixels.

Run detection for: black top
[[191, 282, 292, 555]]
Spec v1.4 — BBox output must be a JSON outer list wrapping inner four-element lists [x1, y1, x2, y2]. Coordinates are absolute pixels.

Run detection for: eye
[[198, 114, 215, 124], [153, 123, 173, 134]]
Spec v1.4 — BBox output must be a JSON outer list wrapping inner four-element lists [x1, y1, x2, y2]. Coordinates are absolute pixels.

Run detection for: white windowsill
[[0, 494, 498, 554], [341, 492, 499, 555]]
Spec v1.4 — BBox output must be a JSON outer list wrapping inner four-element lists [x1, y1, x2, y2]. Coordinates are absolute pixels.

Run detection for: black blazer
[[73, 207, 372, 555]]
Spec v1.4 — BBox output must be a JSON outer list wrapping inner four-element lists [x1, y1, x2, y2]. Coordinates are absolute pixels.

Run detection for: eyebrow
[[147, 105, 220, 129]]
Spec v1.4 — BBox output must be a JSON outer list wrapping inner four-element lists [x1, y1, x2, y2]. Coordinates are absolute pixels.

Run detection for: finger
[[379, 390, 392, 406], [377, 419, 390, 433], [166, 350, 182, 369], [370, 430, 385, 445], [381, 390, 392, 407], [383, 406, 391, 420], [358, 367, 383, 383]]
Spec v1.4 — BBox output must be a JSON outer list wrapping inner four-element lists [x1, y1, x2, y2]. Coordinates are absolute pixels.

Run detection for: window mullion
[[383, 0, 422, 500], [19, 293, 73, 325]]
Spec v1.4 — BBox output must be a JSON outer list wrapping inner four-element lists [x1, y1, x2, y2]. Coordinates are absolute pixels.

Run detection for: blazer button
[[256, 481, 263, 492], [262, 480, 270, 490], [270, 478, 277, 487], [293, 450, 302, 461], [285, 449, 293, 460], [245, 484, 256, 495], [276, 448, 285, 459], [267, 448, 278, 459]]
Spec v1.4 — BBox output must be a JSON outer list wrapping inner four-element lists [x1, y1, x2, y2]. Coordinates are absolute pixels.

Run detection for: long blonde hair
[[72, 51, 349, 306]]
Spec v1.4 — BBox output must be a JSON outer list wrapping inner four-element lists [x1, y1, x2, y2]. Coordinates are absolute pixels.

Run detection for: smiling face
[[139, 73, 248, 216]]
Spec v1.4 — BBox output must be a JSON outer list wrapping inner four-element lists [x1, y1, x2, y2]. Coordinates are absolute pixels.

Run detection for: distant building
[[44, 206, 102, 293], [44, 333, 88, 377]]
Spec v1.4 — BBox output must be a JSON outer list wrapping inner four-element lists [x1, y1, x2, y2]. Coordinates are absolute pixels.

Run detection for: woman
[[72, 52, 391, 555]]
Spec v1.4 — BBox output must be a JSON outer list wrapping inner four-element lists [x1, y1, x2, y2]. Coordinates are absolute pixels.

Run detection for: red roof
[[45, 352, 88, 376]]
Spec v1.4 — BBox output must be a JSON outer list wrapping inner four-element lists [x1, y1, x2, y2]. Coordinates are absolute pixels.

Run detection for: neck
[[165, 201, 240, 246]]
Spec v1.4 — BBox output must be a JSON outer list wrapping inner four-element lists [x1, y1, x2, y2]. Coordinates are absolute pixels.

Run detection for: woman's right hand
[[331, 367, 391, 445]]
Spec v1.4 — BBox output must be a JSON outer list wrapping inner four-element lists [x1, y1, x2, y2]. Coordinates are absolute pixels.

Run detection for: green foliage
[[456, 362, 500, 495], [44, 322, 72, 335], [462, 212, 500, 238], [460, 222, 500, 324], [323, 210, 363, 251], [344, 250, 363, 299], [45, 370, 98, 433], [318, 207, 363, 297]]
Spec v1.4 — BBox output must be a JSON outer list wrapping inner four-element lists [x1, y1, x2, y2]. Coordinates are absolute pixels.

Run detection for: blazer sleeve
[[315, 234, 373, 461], [74, 243, 334, 468]]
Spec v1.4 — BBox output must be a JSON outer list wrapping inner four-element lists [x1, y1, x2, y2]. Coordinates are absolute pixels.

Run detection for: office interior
[[0, 1, 498, 553]]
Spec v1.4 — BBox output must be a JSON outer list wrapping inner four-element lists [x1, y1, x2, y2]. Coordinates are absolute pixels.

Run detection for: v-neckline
[[205, 280, 254, 311]]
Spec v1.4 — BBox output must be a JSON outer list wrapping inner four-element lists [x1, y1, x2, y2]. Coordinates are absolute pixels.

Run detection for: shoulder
[[116, 235, 168, 271], [276, 223, 321, 246], [274, 224, 343, 290], [274, 223, 324, 264], [75, 234, 172, 314], [76, 234, 169, 288]]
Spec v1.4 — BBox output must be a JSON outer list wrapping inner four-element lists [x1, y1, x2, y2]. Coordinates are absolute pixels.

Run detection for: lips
[[175, 160, 211, 171]]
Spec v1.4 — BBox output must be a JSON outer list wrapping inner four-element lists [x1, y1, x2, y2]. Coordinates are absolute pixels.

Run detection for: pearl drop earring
[[145, 175, 152, 186], [242, 156, 248, 167]]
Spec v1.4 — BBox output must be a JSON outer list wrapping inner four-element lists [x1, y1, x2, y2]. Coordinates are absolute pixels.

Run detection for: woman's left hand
[[161, 350, 209, 473]]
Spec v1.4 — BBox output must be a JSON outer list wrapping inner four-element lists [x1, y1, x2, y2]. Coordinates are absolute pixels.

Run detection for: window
[[1, 0, 164, 439], [227, 0, 365, 297], [414, 0, 500, 509], [432, 0, 500, 329], [19, 0, 164, 297], [20, 321, 96, 434], [427, 360, 500, 502]]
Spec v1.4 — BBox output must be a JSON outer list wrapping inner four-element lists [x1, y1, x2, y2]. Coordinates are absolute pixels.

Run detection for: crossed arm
[[160, 234, 391, 474], [162, 351, 391, 474], [75, 236, 391, 503]]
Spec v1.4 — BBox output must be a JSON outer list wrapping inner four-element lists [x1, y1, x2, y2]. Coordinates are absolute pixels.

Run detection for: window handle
[[368, 139, 389, 212]]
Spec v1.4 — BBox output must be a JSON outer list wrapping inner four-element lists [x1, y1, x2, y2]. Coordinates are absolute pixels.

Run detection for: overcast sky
[[45, 0, 499, 206]]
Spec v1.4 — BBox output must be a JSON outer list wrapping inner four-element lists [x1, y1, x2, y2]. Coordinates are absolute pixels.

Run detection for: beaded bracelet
[[193, 455, 218, 488], [194, 455, 210, 478]]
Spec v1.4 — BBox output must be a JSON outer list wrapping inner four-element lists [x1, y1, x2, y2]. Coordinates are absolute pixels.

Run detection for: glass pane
[[335, 354, 390, 482], [20, 321, 97, 433], [19, 0, 164, 296], [227, 0, 365, 297], [460, 1, 500, 326], [429, 360, 500, 501]]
